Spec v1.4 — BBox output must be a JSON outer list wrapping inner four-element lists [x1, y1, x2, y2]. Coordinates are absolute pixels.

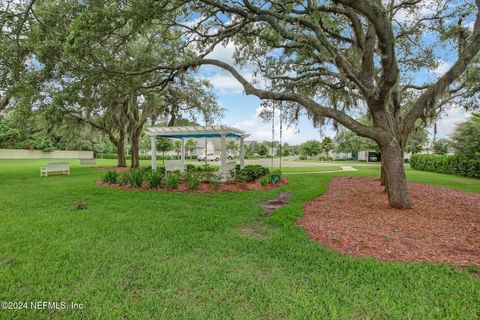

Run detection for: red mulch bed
[[96, 177, 288, 193], [299, 177, 480, 267]]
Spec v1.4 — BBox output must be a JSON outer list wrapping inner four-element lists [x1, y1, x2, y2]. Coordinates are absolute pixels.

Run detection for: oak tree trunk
[[130, 128, 142, 168], [381, 139, 413, 209], [116, 134, 127, 167], [380, 155, 386, 187], [108, 131, 127, 167]]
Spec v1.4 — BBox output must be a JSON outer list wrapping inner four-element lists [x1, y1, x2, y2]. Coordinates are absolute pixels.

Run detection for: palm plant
[[186, 139, 197, 158]]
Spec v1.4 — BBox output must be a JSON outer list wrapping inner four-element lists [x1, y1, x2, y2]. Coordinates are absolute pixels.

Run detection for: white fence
[[0, 149, 93, 159]]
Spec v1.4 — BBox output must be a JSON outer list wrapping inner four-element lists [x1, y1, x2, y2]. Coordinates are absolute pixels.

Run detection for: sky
[[192, 2, 474, 145]]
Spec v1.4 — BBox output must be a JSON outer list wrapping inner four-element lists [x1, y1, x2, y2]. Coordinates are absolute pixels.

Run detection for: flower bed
[[96, 177, 288, 193], [97, 165, 287, 193]]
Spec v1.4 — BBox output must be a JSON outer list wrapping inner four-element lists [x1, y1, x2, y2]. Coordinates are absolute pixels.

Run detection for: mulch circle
[[299, 177, 480, 267], [96, 177, 288, 193]]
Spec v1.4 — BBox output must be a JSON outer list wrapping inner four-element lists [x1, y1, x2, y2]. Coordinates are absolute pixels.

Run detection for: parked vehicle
[[197, 153, 220, 161], [368, 152, 381, 162]]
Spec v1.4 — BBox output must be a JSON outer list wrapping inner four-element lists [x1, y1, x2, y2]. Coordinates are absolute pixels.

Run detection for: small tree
[[226, 141, 238, 156], [321, 137, 334, 155], [257, 144, 269, 157], [174, 140, 181, 159], [157, 138, 173, 162], [300, 140, 322, 159], [432, 138, 450, 155], [186, 139, 198, 158], [451, 113, 480, 158]]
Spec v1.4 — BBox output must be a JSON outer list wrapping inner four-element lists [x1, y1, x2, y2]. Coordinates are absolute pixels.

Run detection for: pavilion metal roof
[[146, 125, 249, 139]]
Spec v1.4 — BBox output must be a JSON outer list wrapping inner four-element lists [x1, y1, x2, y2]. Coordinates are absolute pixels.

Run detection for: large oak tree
[[165, 0, 480, 208]]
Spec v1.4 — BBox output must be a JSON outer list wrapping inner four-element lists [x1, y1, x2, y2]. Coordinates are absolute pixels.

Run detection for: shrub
[[185, 172, 201, 190], [125, 169, 144, 187], [410, 154, 480, 178], [260, 175, 271, 186], [206, 172, 220, 190], [234, 165, 270, 182], [146, 171, 164, 188], [142, 165, 153, 173], [165, 172, 181, 189], [318, 156, 333, 161], [187, 164, 219, 173], [186, 164, 196, 172], [99, 154, 174, 160], [119, 172, 130, 186], [102, 170, 119, 184]]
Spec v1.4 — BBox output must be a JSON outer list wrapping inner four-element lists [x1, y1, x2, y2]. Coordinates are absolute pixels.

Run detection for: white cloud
[[202, 69, 254, 94], [430, 108, 471, 138], [428, 108, 472, 138], [207, 73, 246, 93], [205, 42, 237, 65], [393, 0, 438, 23]]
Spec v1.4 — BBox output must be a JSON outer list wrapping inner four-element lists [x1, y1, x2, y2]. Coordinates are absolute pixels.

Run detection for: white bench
[[40, 162, 70, 177], [80, 158, 96, 165], [164, 160, 185, 173]]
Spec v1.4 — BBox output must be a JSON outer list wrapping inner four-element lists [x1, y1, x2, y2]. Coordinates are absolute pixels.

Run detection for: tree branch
[[190, 58, 383, 140], [402, 0, 480, 134]]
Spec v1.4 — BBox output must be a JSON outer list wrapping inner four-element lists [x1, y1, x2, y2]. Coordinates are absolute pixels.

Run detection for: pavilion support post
[[220, 134, 226, 173], [240, 136, 245, 169], [150, 135, 157, 171], [181, 138, 185, 169]]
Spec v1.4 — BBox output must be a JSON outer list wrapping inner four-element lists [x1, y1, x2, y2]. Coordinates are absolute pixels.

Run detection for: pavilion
[[146, 125, 249, 172]]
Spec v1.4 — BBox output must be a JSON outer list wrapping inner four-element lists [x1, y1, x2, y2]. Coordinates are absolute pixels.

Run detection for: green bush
[[165, 172, 181, 189], [142, 165, 153, 173], [185, 172, 201, 190], [318, 156, 333, 161], [209, 174, 220, 190], [99, 154, 174, 161], [260, 175, 271, 186], [146, 171, 164, 188], [410, 154, 480, 178], [200, 171, 220, 189], [234, 165, 270, 182], [119, 172, 130, 186], [102, 170, 119, 184], [125, 169, 144, 187], [186, 164, 219, 173]]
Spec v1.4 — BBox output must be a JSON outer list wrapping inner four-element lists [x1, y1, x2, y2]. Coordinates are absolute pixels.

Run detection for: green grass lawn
[[0, 159, 479, 319], [293, 159, 377, 165], [281, 166, 342, 173]]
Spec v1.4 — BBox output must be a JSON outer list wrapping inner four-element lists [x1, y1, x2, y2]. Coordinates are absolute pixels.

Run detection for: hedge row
[[410, 154, 480, 178]]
